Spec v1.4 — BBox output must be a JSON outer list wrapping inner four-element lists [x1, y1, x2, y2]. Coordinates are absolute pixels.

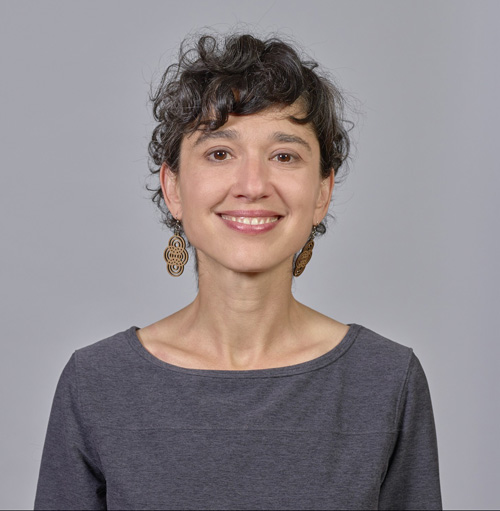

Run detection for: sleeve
[[35, 353, 106, 510], [378, 353, 442, 510]]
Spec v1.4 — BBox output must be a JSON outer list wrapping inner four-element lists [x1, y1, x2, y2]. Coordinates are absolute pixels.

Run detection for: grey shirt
[[35, 324, 441, 510]]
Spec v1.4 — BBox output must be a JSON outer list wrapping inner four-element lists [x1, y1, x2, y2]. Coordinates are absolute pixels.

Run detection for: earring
[[164, 220, 189, 277], [293, 225, 317, 277]]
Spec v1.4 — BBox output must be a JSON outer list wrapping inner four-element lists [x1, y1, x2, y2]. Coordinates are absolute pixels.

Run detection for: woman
[[35, 33, 441, 510]]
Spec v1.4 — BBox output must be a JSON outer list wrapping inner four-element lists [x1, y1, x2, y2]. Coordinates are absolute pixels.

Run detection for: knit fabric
[[35, 324, 441, 510]]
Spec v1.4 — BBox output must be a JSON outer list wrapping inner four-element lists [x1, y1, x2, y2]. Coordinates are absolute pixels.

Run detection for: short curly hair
[[148, 32, 351, 235]]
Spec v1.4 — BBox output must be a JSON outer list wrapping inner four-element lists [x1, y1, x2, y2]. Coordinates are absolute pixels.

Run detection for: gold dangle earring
[[293, 225, 317, 277], [164, 219, 189, 277]]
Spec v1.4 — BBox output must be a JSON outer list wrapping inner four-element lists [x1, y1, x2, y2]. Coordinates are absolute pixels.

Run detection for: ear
[[313, 171, 335, 225], [160, 163, 183, 220]]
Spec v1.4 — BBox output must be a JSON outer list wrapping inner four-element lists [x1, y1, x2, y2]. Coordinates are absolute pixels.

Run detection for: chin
[[221, 260, 271, 274], [231, 266, 271, 275], [195, 244, 295, 276], [224, 257, 293, 276]]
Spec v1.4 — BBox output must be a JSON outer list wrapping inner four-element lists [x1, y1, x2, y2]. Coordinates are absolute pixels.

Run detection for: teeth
[[221, 215, 279, 225]]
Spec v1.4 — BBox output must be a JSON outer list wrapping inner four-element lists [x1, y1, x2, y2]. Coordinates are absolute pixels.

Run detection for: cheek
[[179, 172, 216, 208], [177, 173, 225, 236], [285, 178, 321, 213]]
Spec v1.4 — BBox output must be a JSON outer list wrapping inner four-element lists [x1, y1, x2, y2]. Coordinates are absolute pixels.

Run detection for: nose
[[232, 155, 272, 201]]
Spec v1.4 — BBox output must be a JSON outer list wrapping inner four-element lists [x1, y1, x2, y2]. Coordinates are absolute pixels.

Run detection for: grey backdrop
[[1, 1, 499, 509]]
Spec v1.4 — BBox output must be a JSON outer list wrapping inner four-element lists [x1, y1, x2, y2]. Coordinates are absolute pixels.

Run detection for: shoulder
[[339, 324, 419, 395], [61, 327, 158, 423], [75, 327, 137, 360], [348, 324, 414, 369], [348, 327, 437, 432], [332, 325, 430, 431], [49, 327, 141, 416], [345, 325, 433, 409], [70, 326, 144, 384]]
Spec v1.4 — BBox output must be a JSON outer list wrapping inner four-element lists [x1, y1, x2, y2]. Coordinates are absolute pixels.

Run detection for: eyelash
[[207, 150, 298, 163]]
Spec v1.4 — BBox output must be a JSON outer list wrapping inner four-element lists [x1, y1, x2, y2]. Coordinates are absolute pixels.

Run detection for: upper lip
[[217, 210, 282, 217]]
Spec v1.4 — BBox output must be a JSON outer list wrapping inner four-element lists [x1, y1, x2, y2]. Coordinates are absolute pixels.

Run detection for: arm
[[379, 354, 442, 510], [35, 354, 106, 510]]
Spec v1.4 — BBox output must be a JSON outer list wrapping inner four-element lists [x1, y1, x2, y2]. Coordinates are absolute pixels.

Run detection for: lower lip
[[219, 216, 281, 234]]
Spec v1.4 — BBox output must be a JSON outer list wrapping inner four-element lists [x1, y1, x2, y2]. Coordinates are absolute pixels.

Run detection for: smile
[[220, 215, 279, 225]]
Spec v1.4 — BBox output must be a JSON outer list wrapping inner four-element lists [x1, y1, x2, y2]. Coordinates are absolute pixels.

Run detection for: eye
[[273, 153, 295, 163], [208, 150, 232, 161]]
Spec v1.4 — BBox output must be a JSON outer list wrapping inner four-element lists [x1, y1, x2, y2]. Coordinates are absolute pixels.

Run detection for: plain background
[[1, 1, 499, 509]]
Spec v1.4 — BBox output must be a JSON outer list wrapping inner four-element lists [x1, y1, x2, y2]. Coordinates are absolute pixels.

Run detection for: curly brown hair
[[148, 32, 351, 235]]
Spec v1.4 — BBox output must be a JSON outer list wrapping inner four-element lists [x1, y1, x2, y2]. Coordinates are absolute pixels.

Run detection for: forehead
[[184, 102, 318, 148]]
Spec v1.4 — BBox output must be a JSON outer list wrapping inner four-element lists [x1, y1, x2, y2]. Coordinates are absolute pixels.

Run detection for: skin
[[137, 103, 349, 370]]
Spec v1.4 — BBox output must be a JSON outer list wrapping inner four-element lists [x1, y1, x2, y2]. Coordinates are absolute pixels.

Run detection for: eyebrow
[[192, 129, 239, 148], [192, 129, 312, 153], [271, 132, 312, 153]]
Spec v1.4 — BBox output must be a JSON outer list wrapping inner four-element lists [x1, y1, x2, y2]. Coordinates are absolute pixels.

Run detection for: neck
[[184, 255, 304, 368]]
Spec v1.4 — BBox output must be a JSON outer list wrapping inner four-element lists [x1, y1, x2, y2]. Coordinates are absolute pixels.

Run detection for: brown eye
[[212, 150, 229, 161], [275, 153, 292, 163]]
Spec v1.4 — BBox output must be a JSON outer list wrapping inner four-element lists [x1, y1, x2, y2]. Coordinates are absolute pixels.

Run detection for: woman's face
[[161, 103, 334, 275]]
